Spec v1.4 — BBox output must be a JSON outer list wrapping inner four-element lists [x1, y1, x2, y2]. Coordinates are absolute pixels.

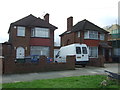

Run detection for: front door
[[16, 47, 25, 59], [105, 49, 109, 62]]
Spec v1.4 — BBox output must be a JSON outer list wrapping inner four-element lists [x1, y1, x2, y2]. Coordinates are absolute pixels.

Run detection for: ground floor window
[[30, 46, 49, 57], [113, 48, 120, 56], [89, 46, 98, 58]]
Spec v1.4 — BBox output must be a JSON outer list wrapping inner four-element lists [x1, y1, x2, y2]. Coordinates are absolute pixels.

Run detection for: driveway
[[2, 63, 119, 83]]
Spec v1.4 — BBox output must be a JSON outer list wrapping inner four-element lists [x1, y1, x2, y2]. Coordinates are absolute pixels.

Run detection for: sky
[[0, 0, 119, 45]]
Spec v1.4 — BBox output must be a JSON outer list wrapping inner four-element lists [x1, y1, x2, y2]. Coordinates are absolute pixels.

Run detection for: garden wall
[[2, 55, 75, 74]]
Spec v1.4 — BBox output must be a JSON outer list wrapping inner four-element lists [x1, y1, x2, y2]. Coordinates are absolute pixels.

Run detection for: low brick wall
[[3, 55, 75, 74], [87, 55, 104, 67]]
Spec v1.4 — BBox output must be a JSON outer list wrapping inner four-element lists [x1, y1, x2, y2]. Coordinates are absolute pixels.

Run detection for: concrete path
[[2, 63, 119, 83]]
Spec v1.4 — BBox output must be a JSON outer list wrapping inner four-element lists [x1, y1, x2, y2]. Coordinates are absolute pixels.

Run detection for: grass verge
[[2, 75, 120, 88]]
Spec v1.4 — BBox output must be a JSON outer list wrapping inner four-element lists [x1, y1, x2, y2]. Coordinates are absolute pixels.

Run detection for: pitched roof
[[11, 14, 37, 26], [8, 14, 57, 33], [60, 19, 108, 36], [29, 18, 57, 29]]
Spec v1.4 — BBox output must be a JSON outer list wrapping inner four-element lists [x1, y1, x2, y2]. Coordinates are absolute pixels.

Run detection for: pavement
[[2, 63, 119, 83]]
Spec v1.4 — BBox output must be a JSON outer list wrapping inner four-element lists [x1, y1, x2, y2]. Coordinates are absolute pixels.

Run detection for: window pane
[[84, 31, 89, 38], [89, 47, 98, 58], [31, 46, 49, 57], [82, 47, 87, 54], [89, 31, 98, 39], [17, 26, 25, 36], [100, 34, 105, 40], [77, 32, 80, 37], [76, 47, 81, 54], [31, 27, 49, 38]]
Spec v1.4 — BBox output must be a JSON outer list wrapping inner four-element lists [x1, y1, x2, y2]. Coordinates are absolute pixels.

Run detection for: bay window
[[31, 27, 50, 38], [84, 31, 98, 39], [100, 33, 105, 40], [30, 46, 49, 57], [89, 46, 98, 58]]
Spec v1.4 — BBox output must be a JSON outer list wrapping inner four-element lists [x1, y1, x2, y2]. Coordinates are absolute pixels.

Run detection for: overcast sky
[[0, 0, 119, 45]]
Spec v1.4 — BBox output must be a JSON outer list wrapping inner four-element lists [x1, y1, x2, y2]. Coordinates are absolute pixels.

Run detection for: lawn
[[2, 75, 120, 88]]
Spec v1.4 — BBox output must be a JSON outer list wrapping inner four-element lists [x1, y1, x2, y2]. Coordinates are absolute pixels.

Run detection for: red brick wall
[[8, 26, 54, 59], [61, 33, 75, 46], [83, 39, 100, 46], [30, 38, 51, 46], [3, 55, 75, 74]]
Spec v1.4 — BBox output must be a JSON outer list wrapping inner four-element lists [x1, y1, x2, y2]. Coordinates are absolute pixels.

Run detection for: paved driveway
[[2, 63, 119, 83]]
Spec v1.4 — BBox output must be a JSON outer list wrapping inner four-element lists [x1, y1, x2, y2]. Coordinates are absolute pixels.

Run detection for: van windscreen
[[82, 47, 87, 54], [76, 47, 81, 54]]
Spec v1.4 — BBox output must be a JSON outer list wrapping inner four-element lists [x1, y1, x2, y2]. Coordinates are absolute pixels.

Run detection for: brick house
[[104, 24, 120, 62], [3, 13, 57, 62], [60, 17, 112, 66]]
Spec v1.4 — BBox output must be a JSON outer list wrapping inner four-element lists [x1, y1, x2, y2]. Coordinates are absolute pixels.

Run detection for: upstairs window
[[17, 26, 25, 36], [89, 31, 98, 39], [31, 27, 50, 38], [100, 33, 105, 40], [84, 31, 98, 39], [77, 31, 80, 37]]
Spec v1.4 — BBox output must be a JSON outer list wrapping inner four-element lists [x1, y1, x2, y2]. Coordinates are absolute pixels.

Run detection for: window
[[113, 48, 120, 56], [100, 34, 105, 40], [89, 31, 98, 39], [17, 26, 25, 36], [77, 31, 80, 37], [89, 47, 98, 58], [76, 47, 81, 54], [82, 47, 87, 54], [30, 46, 49, 57], [31, 27, 49, 38], [84, 31, 98, 39], [84, 31, 89, 39]]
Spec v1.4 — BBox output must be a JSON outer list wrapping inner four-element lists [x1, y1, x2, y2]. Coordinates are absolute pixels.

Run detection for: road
[[2, 63, 119, 83]]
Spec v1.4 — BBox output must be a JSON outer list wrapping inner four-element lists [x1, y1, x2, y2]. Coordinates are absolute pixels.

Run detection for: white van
[[55, 44, 89, 67]]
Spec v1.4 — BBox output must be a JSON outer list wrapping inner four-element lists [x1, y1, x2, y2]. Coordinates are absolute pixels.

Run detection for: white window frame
[[30, 46, 50, 57], [89, 31, 98, 39], [31, 27, 50, 38], [84, 31, 98, 40], [77, 31, 80, 37], [100, 33, 105, 40], [84, 31, 89, 39], [17, 26, 25, 36], [89, 46, 98, 58]]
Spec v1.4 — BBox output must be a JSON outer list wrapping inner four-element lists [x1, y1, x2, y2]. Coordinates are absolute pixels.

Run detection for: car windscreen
[[82, 47, 87, 54], [76, 47, 81, 54]]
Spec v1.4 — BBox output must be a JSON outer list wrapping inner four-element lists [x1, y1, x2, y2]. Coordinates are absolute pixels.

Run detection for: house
[[104, 24, 120, 62], [2, 13, 57, 62], [60, 17, 112, 66]]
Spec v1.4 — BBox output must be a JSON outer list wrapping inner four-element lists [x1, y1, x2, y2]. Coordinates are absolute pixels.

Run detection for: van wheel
[[82, 65, 86, 67]]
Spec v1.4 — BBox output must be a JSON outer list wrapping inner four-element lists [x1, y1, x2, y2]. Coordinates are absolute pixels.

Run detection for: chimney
[[44, 13, 49, 23], [67, 16, 73, 31]]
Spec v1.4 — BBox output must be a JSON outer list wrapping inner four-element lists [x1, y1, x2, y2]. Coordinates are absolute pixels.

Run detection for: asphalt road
[[2, 63, 119, 83]]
